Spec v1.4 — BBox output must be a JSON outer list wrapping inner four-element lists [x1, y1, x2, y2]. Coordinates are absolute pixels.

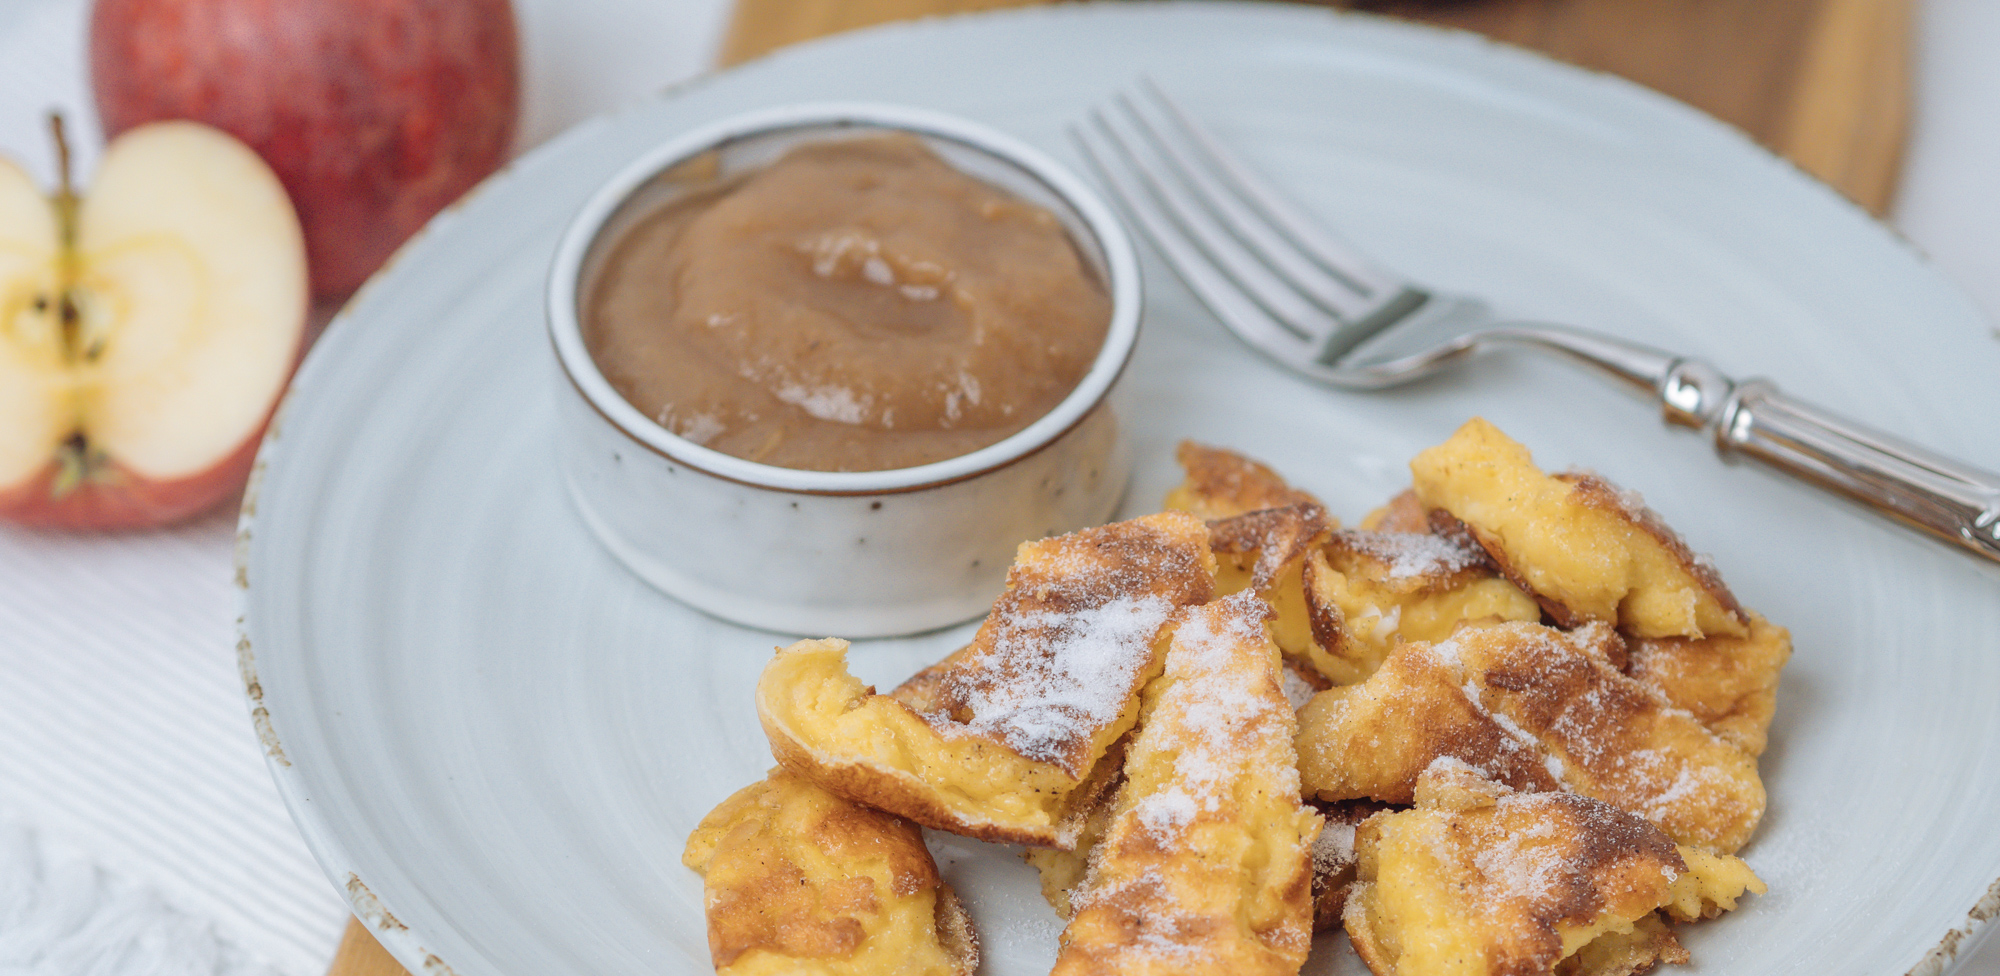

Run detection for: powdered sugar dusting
[[1470, 804, 1567, 903], [1338, 528, 1488, 581], [917, 514, 1216, 774], [1568, 468, 1652, 523], [1207, 504, 1329, 589], [947, 593, 1173, 764], [1135, 785, 1198, 836], [1423, 753, 1485, 782], [1428, 636, 1571, 786], [1068, 869, 1213, 961], [1058, 592, 1313, 968], [1130, 592, 1292, 843], [1607, 747, 1736, 826], [1438, 622, 1763, 852]]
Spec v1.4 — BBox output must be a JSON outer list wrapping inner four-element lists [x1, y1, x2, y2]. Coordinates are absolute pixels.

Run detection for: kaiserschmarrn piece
[[1296, 621, 1765, 853], [1206, 503, 1335, 680], [1410, 419, 1748, 640], [757, 512, 1215, 847], [1296, 626, 1564, 802], [1624, 613, 1791, 757], [1051, 592, 1321, 976], [1343, 760, 1763, 976], [1164, 441, 1324, 520], [682, 770, 979, 976], [1302, 527, 1540, 685]]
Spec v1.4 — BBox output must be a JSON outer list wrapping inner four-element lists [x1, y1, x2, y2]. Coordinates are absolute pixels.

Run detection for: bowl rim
[[545, 100, 1140, 495]]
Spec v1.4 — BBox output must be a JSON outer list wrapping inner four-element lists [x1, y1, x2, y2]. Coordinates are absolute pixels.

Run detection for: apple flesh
[[90, 0, 520, 300], [0, 121, 308, 530]]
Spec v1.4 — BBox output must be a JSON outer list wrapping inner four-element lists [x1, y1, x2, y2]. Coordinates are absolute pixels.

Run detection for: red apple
[[0, 120, 308, 530], [89, 0, 520, 300]]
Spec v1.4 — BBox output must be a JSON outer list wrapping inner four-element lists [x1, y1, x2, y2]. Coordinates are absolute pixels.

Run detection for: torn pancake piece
[[1410, 418, 1747, 639], [1297, 621, 1766, 854], [1051, 592, 1321, 976], [758, 512, 1215, 848], [1029, 742, 1362, 929], [1302, 527, 1540, 685], [1625, 613, 1790, 757], [682, 770, 978, 976], [1295, 634, 1568, 808], [1164, 441, 1325, 520], [1343, 759, 1763, 976], [1206, 503, 1335, 680]]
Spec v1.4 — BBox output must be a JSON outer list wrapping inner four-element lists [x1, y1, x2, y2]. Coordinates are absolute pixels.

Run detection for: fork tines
[[1071, 80, 1428, 366]]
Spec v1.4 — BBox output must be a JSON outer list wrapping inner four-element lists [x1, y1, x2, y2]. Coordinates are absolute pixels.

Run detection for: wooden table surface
[[326, 0, 1910, 972], [721, 0, 1910, 214]]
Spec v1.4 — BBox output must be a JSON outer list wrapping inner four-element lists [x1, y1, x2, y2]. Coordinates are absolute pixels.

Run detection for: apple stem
[[46, 112, 83, 364]]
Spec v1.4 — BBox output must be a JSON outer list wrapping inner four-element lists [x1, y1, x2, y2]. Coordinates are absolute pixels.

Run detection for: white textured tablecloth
[[0, 1, 1995, 974], [0, 2, 727, 973]]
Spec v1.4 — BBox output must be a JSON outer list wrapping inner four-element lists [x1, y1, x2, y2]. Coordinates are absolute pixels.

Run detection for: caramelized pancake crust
[[1344, 760, 1762, 976], [1297, 639, 1566, 803], [1625, 614, 1791, 757], [1328, 526, 1497, 587], [1297, 622, 1765, 853], [1165, 441, 1324, 519], [1053, 592, 1321, 976], [1443, 623, 1765, 853], [683, 770, 977, 976], [1209, 504, 1333, 593]]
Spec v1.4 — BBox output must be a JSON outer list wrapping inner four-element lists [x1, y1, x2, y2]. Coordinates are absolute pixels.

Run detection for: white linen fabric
[[0, 511, 321, 975], [0, 0, 1994, 974], [0, 820, 280, 976], [0, 0, 726, 973]]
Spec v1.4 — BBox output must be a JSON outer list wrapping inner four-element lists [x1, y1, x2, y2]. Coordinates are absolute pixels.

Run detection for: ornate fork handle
[[1370, 320, 2000, 565], [1660, 359, 2000, 563]]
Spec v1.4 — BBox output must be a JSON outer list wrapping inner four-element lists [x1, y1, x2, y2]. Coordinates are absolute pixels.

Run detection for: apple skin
[[0, 424, 265, 531], [89, 0, 520, 300]]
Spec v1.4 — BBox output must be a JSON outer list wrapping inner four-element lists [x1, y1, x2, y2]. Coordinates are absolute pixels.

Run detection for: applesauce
[[582, 134, 1112, 472]]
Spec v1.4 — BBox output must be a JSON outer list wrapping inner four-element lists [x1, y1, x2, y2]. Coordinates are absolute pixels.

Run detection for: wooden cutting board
[[718, 0, 1911, 214], [325, 0, 1908, 972]]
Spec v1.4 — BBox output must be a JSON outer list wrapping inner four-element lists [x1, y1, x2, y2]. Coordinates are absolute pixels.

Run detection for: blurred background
[[0, 1, 1995, 975]]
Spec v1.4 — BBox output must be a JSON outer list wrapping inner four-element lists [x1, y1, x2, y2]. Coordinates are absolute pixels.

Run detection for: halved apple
[[0, 120, 307, 530]]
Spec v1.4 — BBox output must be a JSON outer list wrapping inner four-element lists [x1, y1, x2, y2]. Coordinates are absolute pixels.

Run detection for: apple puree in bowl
[[583, 134, 1111, 472]]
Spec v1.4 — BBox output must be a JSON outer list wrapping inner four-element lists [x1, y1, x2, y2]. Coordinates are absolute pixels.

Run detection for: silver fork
[[1074, 80, 2000, 567]]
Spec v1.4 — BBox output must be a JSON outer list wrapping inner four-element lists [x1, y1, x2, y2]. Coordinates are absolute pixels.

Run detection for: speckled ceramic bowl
[[547, 102, 1139, 637]]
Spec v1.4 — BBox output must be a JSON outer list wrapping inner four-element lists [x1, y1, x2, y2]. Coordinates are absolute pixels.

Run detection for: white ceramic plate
[[238, 5, 2000, 975]]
